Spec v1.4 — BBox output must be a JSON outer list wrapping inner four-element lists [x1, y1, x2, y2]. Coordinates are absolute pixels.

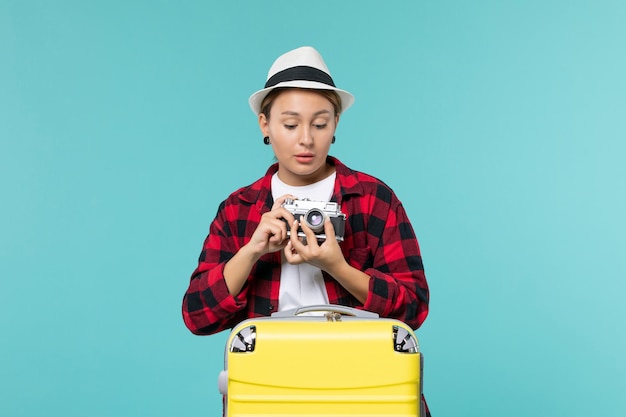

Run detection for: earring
[[263, 136, 270, 145], [332, 136, 336, 144]]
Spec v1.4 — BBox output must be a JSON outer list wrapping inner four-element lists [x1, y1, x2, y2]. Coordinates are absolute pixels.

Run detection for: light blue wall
[[1, 1, 625, 416]]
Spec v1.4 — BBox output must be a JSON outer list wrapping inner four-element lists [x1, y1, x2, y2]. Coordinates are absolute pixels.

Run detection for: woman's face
[[259, 89, 339, 186]]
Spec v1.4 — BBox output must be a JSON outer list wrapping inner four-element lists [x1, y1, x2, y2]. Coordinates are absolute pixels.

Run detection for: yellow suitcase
[[218, 305, 424, 416]]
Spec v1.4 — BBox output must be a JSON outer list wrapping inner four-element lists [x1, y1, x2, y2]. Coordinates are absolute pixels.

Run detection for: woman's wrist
[[327, 261, 370, 304], [238, 242, 264, 265], [224, 244, 261, 296]]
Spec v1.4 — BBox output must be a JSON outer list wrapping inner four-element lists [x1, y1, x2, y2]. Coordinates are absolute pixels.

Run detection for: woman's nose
[[300, 127, 313, 145]]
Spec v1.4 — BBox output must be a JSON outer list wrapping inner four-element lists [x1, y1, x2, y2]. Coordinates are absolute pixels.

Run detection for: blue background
[[2, 1, 625, 416]]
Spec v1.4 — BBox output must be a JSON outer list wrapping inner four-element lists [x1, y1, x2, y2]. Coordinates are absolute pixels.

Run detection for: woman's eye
[[313, 124, 327, 129], [284, 124, 297, 130]]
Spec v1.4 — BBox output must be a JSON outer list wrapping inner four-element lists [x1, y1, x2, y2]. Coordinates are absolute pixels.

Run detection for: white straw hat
[[248, 46, 355, 115]]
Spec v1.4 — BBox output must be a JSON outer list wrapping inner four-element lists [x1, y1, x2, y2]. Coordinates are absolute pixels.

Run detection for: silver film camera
[[281, 198, 346, 242]]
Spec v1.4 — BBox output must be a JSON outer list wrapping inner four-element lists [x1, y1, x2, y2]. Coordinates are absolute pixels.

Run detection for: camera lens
[[304, 209, 326, 232]]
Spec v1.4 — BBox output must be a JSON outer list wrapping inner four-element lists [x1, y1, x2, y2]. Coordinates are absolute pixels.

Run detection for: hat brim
[[248, 80, 354, 115]]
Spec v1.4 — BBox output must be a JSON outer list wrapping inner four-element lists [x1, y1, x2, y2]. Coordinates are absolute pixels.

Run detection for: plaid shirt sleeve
[[335, 168, 429, 330], [182, 170, 280, 335], [181, 200, 249, 335]]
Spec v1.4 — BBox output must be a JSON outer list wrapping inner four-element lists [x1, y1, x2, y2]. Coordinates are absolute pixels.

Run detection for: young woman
[[182, 46, 429, 336]]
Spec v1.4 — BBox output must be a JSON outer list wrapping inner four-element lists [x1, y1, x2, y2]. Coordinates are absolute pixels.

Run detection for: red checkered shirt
[[182, 156, 429, 335]]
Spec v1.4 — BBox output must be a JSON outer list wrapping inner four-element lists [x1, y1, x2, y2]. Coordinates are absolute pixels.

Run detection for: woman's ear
[[258, 113, 269, 137]]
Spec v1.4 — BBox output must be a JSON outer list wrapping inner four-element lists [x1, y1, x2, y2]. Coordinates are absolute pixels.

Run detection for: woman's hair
[[260, 88, 343, 119]]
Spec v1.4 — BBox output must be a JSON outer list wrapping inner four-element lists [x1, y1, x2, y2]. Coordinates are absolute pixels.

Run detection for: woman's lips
[[295, 154, 314, 163]]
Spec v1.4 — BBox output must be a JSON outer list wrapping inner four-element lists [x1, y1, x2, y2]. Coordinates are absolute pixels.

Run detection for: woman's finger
[[271, 194, 298, 210]]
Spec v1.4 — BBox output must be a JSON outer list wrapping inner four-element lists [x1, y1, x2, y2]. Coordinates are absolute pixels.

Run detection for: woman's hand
[[246, 194, 297, 258], [223, 194, 296, 296], [284, 215, 370, 304], [283, 215, 347, 274]]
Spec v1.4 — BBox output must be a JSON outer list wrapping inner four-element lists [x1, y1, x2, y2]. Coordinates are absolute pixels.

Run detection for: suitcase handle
[[271, 304, 379, 318]]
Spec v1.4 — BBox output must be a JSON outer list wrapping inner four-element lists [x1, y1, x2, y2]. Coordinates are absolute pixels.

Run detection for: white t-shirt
[[271, 172, 336, 312]]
